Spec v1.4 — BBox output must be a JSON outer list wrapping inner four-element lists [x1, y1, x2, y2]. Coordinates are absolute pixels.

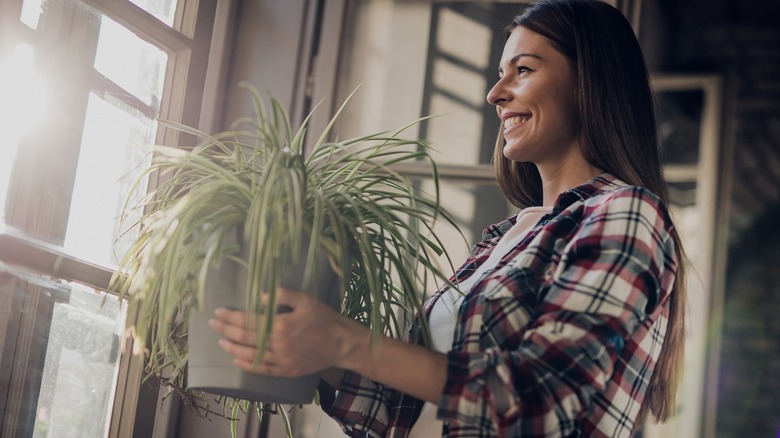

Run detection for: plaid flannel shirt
[[324, 174, 678, 437]]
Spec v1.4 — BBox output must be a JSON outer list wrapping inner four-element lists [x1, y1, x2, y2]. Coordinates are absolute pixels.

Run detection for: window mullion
[[90, 70, 158, 120], [84, 0, 192, 51]]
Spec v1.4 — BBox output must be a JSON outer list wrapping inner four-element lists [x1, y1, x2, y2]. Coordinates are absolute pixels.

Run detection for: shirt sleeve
[[321, 370, 395, 437], [438, 187, 678, 436], [324, 368, 425, 437]]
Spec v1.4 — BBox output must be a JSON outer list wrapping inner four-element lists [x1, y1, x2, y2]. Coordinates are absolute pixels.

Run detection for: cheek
[[565, 95, 581, 134], [562, 81, 580, 126], [548, 91, 579, 130]]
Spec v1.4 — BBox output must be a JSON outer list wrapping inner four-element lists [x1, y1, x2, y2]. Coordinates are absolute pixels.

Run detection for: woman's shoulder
[[593, 181, 665, 209], [570, 174, 663, 209], [560, 174, 674, 231], [590, 181, 662, 207], [576, 180, 676, 240]]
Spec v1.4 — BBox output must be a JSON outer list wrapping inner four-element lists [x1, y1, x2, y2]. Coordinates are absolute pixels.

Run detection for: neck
[[537, 153, 603, 207]]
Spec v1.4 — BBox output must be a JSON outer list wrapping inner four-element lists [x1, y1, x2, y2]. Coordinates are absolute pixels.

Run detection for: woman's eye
[[517, 66, 532, 74]]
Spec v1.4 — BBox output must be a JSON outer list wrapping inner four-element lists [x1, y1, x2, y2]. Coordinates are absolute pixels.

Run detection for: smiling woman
[[209, 1, 688, 437]]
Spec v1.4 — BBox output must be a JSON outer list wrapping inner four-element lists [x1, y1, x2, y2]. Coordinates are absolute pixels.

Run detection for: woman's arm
[[208, 289, 448, 405]]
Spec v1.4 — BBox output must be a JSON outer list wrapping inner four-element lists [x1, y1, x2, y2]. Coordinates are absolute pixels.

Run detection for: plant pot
[[187, 228, 342, 404]]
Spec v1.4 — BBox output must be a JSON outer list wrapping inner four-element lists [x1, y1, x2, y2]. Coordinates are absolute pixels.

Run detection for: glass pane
[[94, 15, 168, 110], [656, 89, 704, 165], [33, 283, 125, 438], [20, 0, 45, 29], [668, 180, 697, 208], [0, 42, 49, 223], [64, 93, 155, 267], [668, 180, 699, 265], [129, 0, 178, 26], [334, 2, 524, 167]]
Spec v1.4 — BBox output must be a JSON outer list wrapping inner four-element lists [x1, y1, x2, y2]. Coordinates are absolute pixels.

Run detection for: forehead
[[500, 26, 560, 64]]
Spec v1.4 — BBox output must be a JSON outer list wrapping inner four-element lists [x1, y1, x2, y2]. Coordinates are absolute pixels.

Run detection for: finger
[[213, 307, 249, 326], [233, 358, 283, 376], [217, 337, 263, 363], [221, 342, 292, 377], [233, 356, 308, 378], [214, 308, 267, 332], [208, 317, 258, 346]]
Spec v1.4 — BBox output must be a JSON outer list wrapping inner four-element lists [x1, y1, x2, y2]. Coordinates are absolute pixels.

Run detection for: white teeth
[[504, 115, 530, 128]]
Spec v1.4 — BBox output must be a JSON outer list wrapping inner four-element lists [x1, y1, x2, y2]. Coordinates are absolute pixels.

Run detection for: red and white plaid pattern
[[325, 174, 678, 437]]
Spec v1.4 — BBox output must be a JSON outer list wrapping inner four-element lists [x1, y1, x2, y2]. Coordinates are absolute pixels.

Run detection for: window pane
[[0, 42, 49, 223], [20, 0, 45, 29], [32, 283, 125, 438], [94, 15, 168, 110], [129, 0, 178, 26], [334, 2, 522, 167], [657, 89, 704, 165], [668, 180, 700, 265], [64, 93, 155, 267]]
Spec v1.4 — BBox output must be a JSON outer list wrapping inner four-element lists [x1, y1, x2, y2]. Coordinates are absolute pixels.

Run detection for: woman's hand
[[208, 287, 357, 378], [209, 287, 448, 404]]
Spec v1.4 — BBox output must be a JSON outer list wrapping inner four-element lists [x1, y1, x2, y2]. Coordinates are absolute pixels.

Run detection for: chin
[[502, 143, 532, 163]]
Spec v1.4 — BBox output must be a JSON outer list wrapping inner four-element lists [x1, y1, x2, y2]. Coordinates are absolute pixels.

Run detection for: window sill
[[0, 223, 113, 291]]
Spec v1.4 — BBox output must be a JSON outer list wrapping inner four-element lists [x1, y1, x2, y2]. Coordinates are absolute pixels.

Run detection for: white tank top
[[409, 206, 552, 437]]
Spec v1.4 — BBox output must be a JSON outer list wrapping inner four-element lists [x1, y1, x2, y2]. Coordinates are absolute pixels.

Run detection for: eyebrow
[[498, 53, 543, 74]]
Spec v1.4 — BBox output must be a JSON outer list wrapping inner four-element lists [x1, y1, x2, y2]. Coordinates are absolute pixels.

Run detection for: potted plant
[[110, 83, 460, 421]]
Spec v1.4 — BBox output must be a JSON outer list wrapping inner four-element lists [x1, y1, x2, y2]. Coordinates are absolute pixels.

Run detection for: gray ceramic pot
[[187, 228, 342, 404]]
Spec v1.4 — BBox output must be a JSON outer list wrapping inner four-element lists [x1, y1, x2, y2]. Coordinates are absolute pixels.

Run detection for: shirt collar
[[481, 173, 628, 243], [549, 172, 627, 215]]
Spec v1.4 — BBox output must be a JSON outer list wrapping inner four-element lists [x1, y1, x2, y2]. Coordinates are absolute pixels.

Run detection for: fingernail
[[207, 318, 217, 328], [218, 339, 228, 349], [214, 308, 227, 316]]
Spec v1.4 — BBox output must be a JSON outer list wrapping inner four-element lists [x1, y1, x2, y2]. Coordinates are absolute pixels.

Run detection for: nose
[[486, 77, 510, 106]]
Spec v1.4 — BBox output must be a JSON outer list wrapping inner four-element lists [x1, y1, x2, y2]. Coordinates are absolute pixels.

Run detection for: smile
[[504, 115, 530, 128]]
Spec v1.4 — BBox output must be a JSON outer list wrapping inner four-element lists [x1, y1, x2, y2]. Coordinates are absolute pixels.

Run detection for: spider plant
[[110, 83, 462, 416]]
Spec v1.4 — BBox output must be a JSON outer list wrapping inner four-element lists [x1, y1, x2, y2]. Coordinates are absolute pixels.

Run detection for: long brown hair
[[494, 0, 687, 424]]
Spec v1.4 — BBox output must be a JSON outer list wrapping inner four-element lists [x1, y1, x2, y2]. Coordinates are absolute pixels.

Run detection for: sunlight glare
[[0, 43, 50, 221]]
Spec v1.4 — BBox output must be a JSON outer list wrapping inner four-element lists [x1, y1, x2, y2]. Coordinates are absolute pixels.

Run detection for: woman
[[209, 0, 687, 436]]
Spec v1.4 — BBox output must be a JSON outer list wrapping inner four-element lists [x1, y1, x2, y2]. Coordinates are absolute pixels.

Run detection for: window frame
[[0, 0, 220, 436]]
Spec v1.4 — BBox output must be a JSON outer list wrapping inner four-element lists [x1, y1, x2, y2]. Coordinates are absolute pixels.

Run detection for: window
[[0, 0, 217, 435], [643, 74, 722, 438], [330, 1, 528, 271]]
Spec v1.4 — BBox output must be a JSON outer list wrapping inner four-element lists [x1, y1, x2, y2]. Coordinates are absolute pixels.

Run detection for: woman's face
[[486, 26, 581, 166]]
